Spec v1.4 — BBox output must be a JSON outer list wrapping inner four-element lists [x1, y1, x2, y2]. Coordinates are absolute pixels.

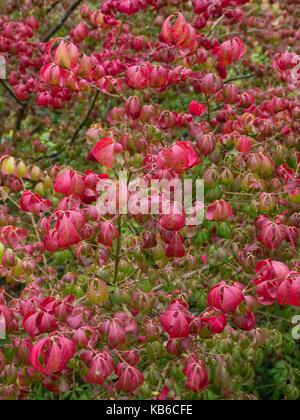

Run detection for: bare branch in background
[[43, 0, 83, 43], [0, 79, 24, 106]]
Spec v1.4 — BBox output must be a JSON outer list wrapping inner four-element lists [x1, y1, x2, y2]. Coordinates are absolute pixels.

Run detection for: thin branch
[[0, 81, 33, 131], [112, 15, 126, 51], [30, 213, 48, 268], [204, 93, 211, 125], [43, 0, 83, 43], [15, 102, 29, 131], [207, 14, 225, 37], [36, 89, 100, 162], [113, 216, 122, 284], [70, 90, 100, 144], [225, 73, 257, 84], [0, 79, 24, 106], [46, 0, 61, 14]]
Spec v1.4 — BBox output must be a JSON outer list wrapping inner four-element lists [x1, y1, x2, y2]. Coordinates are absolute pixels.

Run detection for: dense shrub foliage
[[0, 0, 299, 400]]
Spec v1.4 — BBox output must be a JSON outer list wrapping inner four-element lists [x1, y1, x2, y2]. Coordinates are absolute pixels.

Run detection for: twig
[[46, 0, 61, 14], [0, 79, 24, 106], [3, 289, 18, 300], [183, 269, 202, 279], [207, 14, 225, 37], [112, 15, 126, 51], [225, 28, 284, 38], [43, 0, 83, 43], [224, 191, 257, 197], [225, 73, 257, 84], [151, 284, 164, 292], [205, 93, 211, 125], [256, 310, 290, 323], [1, 190, 20, 209], [30, 214, 48, 268], [224, 190, 286, 197], [113, 217, 122, 284], [15, 103, 28, 131], [40, 90, 100, 160], [70, 90, 100, 144]]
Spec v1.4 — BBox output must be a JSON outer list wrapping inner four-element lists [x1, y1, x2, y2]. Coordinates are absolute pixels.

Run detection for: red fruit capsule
[[233, 310, 256, 331], [257, 219, 286, 250], [29, 335, 75, 375], [116, 363, 144, 393], [54, 169, 85, 196], [98, 221, 120, 248], [86, 351, 115, 385], [236, 136, 252, 154], [201, 312, 227, 334], [160, 300, 192, 339], [125, 96, 142, 120], [160, 13, 196, 50], [188, 100, 206, 116], [157, 141, 200, 174], [20, 191, 51, 216], [159, 202, 185, 232], [125, 63, 151, 89], [196, 133, 217, 156], [206, 200, 233, 222], [92, 138, 123, 169], [53, 41, 80, 70], [216, 37, 246, 66], [277, 273, 300, 307], [183, 354, 209, 392], [208, 281, 245, 313], [253, 259, 290, 306], [200, 73, 223, 95]]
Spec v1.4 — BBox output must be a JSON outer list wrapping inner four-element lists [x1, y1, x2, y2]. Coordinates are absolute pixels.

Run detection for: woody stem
[[114, 216, 122, 284], [205, 93, 211, 125]]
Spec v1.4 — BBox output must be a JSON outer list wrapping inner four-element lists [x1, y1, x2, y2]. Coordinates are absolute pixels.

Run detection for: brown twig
[[0, 79, 24, 106], [43, 0, 83, 43], [70, 90, 100, 144], [225, 73, 257, 84], [113, 216, 122, 284], [46, 0, 61, 14], [37, 90, 100, 162], [15, 102, 28, 131], [112, 15, 126, 51]]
